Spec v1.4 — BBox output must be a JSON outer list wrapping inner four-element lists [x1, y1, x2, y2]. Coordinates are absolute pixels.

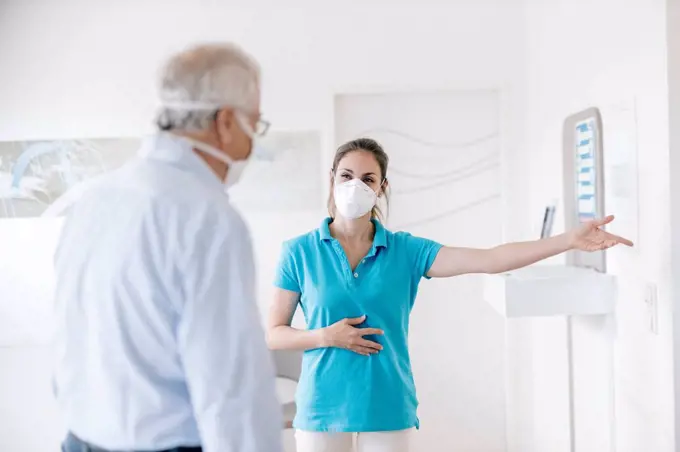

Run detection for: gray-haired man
[[55, 43, 282, 452]]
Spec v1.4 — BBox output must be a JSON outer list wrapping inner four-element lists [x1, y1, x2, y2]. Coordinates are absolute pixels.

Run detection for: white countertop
[[276, 377, 297, 405]]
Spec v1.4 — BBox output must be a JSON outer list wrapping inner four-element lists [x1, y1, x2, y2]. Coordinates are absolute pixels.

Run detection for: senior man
[[54, 43, 282, 452]]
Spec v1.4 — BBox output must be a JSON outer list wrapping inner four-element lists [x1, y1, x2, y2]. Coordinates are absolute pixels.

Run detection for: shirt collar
[[319, 217, 388, 249], [138, 132, 225, 192], [373, 220, 387, 248]]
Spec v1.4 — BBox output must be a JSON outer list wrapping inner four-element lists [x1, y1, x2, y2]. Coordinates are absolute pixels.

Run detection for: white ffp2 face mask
[[185, 139, 252, 189], [333, 178, 379, 219]]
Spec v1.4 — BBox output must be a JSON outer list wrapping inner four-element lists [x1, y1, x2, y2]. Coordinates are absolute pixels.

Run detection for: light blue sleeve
[[176, 214, 283, 452], [274, 241, 301, 293], [404, 233, 444, 280]]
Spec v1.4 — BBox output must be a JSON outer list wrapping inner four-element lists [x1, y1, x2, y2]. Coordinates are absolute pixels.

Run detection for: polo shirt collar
[[319, 217, 388, 249]]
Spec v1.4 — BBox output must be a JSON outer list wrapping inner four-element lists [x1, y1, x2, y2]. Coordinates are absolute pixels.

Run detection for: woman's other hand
[[322, 315, 384, 356]]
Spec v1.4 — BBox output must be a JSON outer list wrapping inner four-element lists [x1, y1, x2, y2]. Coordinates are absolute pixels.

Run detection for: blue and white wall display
[[563, 107, 605, 272], [575, 118, 597, 222]]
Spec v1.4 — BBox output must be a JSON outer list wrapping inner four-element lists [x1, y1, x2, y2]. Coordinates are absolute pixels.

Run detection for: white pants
[[295, 429, 414, 452]]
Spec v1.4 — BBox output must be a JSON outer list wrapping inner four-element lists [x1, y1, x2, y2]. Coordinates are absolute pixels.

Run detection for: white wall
[[506, 1, 674, 451], [0, 0, 522, 140], [0, 1, 525, 451], [667, 0, 680, 446]]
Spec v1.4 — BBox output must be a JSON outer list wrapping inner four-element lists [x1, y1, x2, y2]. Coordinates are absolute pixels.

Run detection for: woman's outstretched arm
[[427, 215, 633, 278]]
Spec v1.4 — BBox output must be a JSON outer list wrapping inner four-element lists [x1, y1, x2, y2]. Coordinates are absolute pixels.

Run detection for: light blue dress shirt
[[52, 133, 282, 452], [274, 218, 442, 432]]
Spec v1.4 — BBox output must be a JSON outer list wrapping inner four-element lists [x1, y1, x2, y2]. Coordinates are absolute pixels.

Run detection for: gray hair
[[155, 42, 260, 132]]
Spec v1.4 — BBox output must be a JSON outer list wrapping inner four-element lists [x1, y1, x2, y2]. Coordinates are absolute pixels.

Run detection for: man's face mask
[[158, 100, 272, 189]]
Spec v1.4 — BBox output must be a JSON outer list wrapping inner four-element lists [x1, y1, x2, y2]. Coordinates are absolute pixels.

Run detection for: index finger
[[358, 339, 383, 351], [604, 232, 634, 247], [358, 328, 384, 336]]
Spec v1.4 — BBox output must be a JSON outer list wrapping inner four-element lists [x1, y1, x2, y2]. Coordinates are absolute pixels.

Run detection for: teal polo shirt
[[274, 218, 443, 432]]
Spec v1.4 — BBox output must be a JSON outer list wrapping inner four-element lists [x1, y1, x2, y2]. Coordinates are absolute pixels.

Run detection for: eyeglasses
[[230, 105, 269, 137], [254, 117, 270, 137], [212, 107, 271, 138]]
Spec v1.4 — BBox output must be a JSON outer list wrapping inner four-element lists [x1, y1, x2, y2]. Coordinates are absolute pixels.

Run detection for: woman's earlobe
[[380, 180, 389, 196]]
